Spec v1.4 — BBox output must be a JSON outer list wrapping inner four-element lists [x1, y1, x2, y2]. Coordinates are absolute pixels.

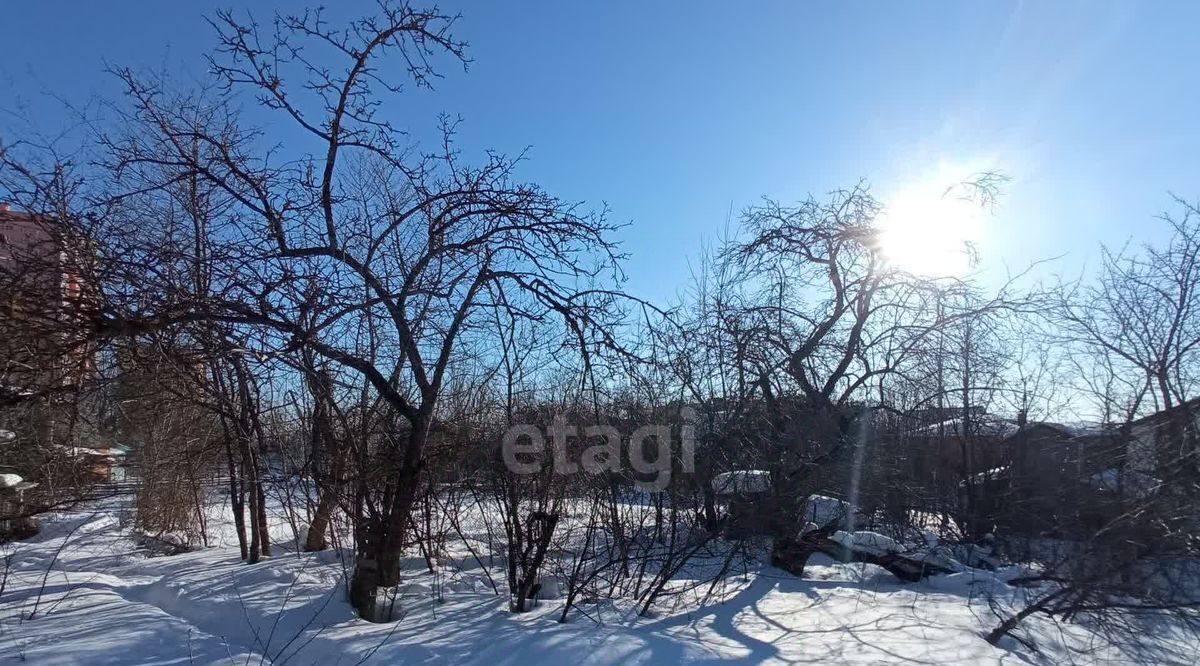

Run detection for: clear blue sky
[[3, 1, 1199, 302]]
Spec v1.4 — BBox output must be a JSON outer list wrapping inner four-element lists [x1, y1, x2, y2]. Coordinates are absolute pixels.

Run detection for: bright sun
[[876, 174, 987, 277]]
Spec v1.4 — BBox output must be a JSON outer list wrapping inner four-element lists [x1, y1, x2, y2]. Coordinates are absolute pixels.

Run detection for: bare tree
[[1055, 197, 1200, 484], [83, 2, 637, 619], [720, 181, 998, 569]]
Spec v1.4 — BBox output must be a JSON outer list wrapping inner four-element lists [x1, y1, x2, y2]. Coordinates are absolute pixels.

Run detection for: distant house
[[70, 444, 132, 483], [907, 413, 1023, 488], [0, 430, 40, 539], [1, 203, 97, 381], [712, 469, 772, 538], [0, 203, 94, 317], [1, 203, 98, 447], [1123, 398, 1199, 491], [967, 422, 1124, 537]]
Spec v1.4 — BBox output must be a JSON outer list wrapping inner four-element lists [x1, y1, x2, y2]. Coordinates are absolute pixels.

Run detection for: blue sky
[[3, 1, 1199, 302]]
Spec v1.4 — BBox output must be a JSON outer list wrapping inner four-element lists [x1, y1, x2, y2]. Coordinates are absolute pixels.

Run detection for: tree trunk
[[224, 434, 248, 560], [770, 531, 827, 578], [304, 365, 341, 552], [512, 511, 559, 612], [304, 491, 336, 552], [349, 415, 430, 621], [702, 486, 719, 531], [255, 472, 271, 557], [235, 360, 271, 561], [241, 435, 262, 564]]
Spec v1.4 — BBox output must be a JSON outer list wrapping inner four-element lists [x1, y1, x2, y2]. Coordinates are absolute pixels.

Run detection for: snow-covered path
[[2, 506, 1196, 664]]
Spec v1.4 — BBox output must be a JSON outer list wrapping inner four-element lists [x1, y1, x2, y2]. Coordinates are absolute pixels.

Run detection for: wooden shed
[[712, 470, 772, 538], [0, 471, 39, 540]]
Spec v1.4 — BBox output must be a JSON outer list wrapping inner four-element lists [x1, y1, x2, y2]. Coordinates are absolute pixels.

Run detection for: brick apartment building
[[0, 203, 97, 444]]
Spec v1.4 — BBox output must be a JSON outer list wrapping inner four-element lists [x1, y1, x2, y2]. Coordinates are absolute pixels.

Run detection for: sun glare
[[876, 173, 988, 277]]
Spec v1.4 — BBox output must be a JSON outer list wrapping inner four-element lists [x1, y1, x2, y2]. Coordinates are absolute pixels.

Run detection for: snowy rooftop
[[913, 416, 1106, 440], [68, 446, 129, 459], [912, 416, 1021, 438], [712, 469, 771, 494]]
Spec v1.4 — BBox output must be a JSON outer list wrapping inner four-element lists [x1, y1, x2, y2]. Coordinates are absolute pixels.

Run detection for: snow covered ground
[[2, 497, 1196, 665]]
